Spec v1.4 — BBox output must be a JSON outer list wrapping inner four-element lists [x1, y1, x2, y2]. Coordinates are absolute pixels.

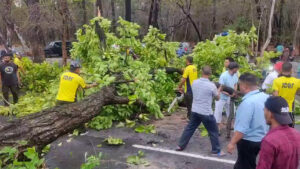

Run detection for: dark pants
[[56, 100, 73, 106], [234, 139, 261, 169], [2, 85, 18, 106], [178, 112, 221, 153], [184, 92, 193, 119]]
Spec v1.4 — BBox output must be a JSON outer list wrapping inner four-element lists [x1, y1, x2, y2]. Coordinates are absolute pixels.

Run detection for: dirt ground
[[45, 107, 300, 169]]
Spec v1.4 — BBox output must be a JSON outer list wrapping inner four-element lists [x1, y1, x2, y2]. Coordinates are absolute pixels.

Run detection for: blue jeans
[[178, 112, 221, 153]]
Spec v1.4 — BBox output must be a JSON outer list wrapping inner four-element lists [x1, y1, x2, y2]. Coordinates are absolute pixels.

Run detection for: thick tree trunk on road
[[0, 87, 137, 152]]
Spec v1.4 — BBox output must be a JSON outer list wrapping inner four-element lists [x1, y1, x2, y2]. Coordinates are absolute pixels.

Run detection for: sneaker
[[211, 151, 226, 157], [175, 146, 184, 151]]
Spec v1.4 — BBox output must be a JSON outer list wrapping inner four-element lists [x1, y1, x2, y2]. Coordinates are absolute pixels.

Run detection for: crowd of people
[[177, 56, 300, 169], [1, 46, 300, 169]]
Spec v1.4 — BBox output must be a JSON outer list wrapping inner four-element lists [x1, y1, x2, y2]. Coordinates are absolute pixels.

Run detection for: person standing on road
[[176, 66, 225, 156], [261, 62, 283, 91], [214, 62, 239, 133], [178, 56, 198, 119], [227, 73, 269, 169], [256, 96, 300, 169], [56, 61, 98, 105], [0, 53, 21, 106], [272, 62, 300, 127]]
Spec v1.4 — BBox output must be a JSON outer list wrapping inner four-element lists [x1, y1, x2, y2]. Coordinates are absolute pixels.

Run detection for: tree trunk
[[260, 0, 276, 57], [111, 0, 116, 32], [0, 31, 9, 51], [25, 0, 45, 63], [1, 0, 29, 51], [0, 86, 143, 152], [148, 0, 154, 28], [95, 0, 103, 17], [58, 0, 71, 66], [82, 0, 87, 25], [212, 0, 217, 34], [176, 1, 202, 41], [125, 0, 131, 21], [293, 12, 300, 50], [278, 0, 284, 37], [148, 0, 161, 29]]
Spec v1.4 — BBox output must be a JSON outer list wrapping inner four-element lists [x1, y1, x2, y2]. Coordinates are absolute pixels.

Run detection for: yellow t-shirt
[[56, 72, 86, 102], [183, 65, 198, 93], [272, 76, 300, 111], [14, 57, 23, 70]]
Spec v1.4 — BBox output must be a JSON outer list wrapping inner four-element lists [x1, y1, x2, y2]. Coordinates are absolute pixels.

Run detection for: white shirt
[[262, 71, 278, 90]]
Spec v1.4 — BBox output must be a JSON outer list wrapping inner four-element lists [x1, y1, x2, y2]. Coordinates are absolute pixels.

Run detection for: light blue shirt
[[219, 71, 238, 100], [234, 90, 269, 142], [192, 78, 218, 115]]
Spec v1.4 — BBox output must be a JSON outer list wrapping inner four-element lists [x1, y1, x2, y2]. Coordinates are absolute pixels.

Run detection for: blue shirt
[[219, 71, 238, 100], [191, 78, 218, 116], [234, 90, 269, 142]]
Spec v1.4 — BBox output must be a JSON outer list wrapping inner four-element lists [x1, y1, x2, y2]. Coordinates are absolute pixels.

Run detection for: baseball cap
[[274, 62, 283, 71], [264, 96, 292, 125]]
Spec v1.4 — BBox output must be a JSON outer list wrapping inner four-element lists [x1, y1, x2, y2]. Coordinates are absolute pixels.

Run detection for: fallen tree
[[0, 86, 144, 152]]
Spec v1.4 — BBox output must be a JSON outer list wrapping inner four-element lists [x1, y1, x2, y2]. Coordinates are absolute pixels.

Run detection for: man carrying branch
[[178, 56, 198, 119], [56, 61, 98, 105], [0, 53, 21, 106]]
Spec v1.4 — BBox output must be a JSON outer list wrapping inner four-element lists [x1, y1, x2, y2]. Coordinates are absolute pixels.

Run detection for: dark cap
[[264, 96, 292, 125], [228, 62, 239, 70]]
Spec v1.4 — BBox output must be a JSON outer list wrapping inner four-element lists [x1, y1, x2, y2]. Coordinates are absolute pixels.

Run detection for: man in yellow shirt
[[272, 62, 300, 127], [13, 52, 25, 75], [178, 56, 198, 119], [56, 61, 98, 105]]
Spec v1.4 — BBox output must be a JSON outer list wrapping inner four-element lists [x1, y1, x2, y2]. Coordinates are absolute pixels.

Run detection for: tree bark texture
[[111, 0, 117, 32], [125, 0, 131, 21], [25, 0, 45, 63], [148, 0, 161, 29], [0, 87, 138, 152], [260, 0, 276, 57], [82, 0, 87, 25], [95, 0, 103, 17], [58, 0, 70, 66], [293, 12, 300, 49], [0, 0, 29, 50], [212, 0, 217, 34], [176, 0, 202, 41]]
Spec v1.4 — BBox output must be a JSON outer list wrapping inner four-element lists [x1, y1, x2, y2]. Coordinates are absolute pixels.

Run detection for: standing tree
[[125, 0, 131, 21], [111, 0, 116, 32], [95, 0, 103, 16], [1, 0, 28, 51], [148, 0, 161, 29], [58, 0, 72, 66], [176, 0, 202, 41], [260, 0, 277, 57], [212, 0, 217, 34], [25, 0, 46, 63]]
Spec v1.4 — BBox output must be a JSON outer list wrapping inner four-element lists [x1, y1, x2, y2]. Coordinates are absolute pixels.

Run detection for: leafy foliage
[[0, 146, 44, 169], [135, 125, 156, 134], [103, 136, 125, 145], [126, 151, 149, 166], [80, 153, 102, 169]]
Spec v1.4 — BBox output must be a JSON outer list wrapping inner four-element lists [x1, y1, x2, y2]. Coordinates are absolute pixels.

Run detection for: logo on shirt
[[63, 75, 74, 81], [282, 83, 294, 89], [4, 66, 14, 74]]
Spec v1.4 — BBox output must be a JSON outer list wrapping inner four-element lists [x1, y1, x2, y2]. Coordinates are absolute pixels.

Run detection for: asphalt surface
[[45, 108, 300, 169]]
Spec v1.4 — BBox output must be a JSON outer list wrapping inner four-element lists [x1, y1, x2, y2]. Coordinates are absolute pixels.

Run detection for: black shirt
[[0, 62, 18, 86]]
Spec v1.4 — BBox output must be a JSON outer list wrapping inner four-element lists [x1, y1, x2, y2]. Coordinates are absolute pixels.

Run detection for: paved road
[[45, 109, 300, 169]]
